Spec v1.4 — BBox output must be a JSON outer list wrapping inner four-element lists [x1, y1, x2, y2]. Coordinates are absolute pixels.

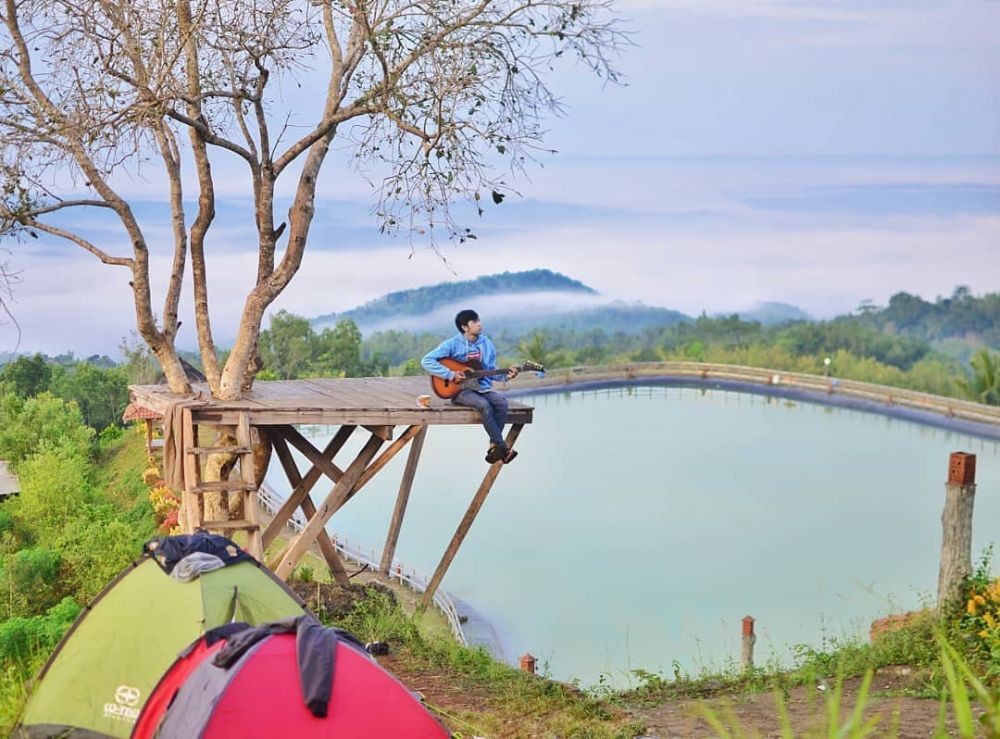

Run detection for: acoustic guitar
[[429, 358, 545, 399]]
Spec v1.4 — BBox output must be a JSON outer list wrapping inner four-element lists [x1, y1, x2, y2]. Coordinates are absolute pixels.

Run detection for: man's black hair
[[455, 309, 479, 332]]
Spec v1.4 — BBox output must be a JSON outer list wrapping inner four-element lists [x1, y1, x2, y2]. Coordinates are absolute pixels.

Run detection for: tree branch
[[25, 220, 134, 267]]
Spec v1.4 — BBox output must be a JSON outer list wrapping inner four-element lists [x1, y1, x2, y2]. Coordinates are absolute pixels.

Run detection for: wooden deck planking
[[129, 377, 532, 427]]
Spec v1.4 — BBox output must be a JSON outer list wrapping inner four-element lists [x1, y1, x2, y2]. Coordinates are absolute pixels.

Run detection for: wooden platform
[[130, 377, 533, 427], [129, 377, 532, 605]]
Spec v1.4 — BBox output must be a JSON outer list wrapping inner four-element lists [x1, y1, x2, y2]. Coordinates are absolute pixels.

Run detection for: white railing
[[257, 482, 468, 646]]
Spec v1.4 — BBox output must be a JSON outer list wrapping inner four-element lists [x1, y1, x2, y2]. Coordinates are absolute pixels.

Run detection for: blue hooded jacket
[[421, 333, 503, 393]]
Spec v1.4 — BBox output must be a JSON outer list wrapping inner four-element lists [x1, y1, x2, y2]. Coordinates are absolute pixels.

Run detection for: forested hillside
[[855, 287, 1000, 346], [313, 269, 595, 329]]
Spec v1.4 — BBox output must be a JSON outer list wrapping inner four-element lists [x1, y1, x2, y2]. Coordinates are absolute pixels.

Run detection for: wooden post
[[180, 408, 202, 530], [268, 430, 351, 586], [938, 452, 977, 613], [235, 413, 263, 560], [261, 426, 355, 550], [272, 433, 384, 580], [741, 615, 756, 672], [421, 424, 523, 609], [380, 426, 427, 576]]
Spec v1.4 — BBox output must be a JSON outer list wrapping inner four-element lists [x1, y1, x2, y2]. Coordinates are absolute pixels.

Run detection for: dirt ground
[[625, 670, 963, 738], [287, 578, 973, 737], [381, 658, 974, 738]]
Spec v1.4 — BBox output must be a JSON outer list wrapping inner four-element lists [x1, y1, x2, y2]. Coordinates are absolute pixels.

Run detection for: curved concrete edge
[[509, 376, 1000, 442]]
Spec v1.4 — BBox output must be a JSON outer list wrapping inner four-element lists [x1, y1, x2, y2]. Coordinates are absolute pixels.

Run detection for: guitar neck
[[468, 367, 516, 379]]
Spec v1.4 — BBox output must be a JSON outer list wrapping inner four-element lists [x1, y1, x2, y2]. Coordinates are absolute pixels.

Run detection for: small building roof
[[0, 460, 20, 497], [122, 402, 163, 422]]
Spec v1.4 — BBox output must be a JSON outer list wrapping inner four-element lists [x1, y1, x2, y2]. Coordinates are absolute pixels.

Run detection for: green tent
[[17, 555, 307, 738]]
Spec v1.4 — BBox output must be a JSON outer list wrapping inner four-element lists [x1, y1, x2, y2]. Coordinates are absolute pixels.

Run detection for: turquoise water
[[265, 386, 1000, 686]]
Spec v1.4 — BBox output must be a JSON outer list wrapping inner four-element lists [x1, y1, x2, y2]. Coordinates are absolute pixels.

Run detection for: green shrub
[[0, 596, 80, 668], [0, 393, 94, 467], [11, 447, 94, 537], [55, 509, 153, 602]]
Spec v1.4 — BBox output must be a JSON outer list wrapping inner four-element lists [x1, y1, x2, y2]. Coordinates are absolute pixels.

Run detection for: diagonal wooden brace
[[268, 431, 351, 586], [275, 424, 346, 481], [272, 433, 385, 580], [261, 425, 354, 549], [381, 425, 427, 576], [420, 424, 524, 609]]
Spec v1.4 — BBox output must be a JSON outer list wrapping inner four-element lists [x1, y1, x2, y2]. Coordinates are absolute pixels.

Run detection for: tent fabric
[[128, 621, 248, 739], [143, 531, 251, 575], [16, 544, 307, 739], [139, 619, 450, 739]]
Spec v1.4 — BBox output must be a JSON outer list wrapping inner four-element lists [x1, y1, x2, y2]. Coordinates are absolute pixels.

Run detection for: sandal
[[502, 448, 518, 464], [485, 445, 506, 464]]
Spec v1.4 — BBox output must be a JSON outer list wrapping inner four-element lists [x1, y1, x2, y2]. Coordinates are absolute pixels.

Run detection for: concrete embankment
[[508, 361, 1000, 441]]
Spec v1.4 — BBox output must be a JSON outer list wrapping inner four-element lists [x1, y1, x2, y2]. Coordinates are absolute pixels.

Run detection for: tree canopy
[[0, 0, 624, 399]]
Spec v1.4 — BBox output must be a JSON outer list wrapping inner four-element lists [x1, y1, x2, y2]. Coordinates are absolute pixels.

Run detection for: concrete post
[[519, 653, 537, 675], [741, 615, 756, 672]]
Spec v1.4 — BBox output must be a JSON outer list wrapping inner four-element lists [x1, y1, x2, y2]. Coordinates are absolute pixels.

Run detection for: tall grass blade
[[827, 674, 845, 739], [694, 703, 734, 739], [938, 640, 975, 737], [844, 669, 873, 735], [774, 690, 794, 739]]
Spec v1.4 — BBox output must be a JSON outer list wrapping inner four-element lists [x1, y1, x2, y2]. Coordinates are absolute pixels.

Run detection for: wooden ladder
[[181, 409, 263, 560]]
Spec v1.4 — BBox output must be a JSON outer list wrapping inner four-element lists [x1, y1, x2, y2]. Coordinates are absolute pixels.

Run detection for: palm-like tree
[[958, 349, 1000, 406]]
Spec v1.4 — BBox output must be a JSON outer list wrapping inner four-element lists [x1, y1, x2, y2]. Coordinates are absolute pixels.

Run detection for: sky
[[2, 0, 999, 356]]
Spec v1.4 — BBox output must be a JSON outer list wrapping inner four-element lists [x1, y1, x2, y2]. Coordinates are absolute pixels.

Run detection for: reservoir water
[[265, 386, 1000, 686]]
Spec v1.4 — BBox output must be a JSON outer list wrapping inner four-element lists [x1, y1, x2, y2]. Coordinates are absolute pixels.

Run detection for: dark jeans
[[453, 390, 509, 447]]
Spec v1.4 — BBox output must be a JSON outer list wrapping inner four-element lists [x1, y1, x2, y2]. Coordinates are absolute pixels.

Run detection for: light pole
[[823, 356, 832, 377]]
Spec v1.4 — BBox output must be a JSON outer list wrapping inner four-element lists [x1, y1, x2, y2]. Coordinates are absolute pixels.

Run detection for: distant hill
[[313, 269, 595, 330], [495, 302, 690, 337], [312, 270, 691, 337], [736, 302, 811, 326]]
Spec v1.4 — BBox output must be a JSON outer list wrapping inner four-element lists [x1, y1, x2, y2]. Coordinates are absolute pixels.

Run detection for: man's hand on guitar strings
[[507, 366, 520, 379]]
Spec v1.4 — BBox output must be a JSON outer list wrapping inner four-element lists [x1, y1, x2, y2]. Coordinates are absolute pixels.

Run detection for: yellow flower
[[974, 594, 987, 605], [984, 612, 997, 629], [986, 579, 1000, 601], [968, 599, 978, 615]]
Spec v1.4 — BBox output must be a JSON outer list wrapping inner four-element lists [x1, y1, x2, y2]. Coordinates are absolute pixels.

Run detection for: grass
[[329, 587, 646, 738], [692, 636, 1000, 738], [92, 427, 151, 510]]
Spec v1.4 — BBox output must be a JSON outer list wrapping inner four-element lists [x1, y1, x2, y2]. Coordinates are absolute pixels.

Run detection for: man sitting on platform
[[422, 309, 520, 464]]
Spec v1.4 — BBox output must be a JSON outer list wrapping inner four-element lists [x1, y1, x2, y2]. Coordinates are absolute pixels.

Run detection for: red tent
[[133, 618, 449, 738]]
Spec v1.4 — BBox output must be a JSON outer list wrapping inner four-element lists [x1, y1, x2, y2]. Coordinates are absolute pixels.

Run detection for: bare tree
[[2, 0, 625, 524], [0, 0, 623, 399], [1, 0, 624, 399], [0, 246, 19, 346]]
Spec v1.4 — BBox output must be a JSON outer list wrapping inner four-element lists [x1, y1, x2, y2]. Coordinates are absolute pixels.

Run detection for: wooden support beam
[[380, 426, 427, 576], [275, 424, 346, 481], [421, 424, 524, 610], [235, 412, 263, 560], [181, 408, 202, 531], [269, 431, 351, 586], [274, 424, 424, 565], [352, 425, 422, 498], [364, 425, 394, 441], [261, 425, 354, 549], [272, 433, 385, 580]]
